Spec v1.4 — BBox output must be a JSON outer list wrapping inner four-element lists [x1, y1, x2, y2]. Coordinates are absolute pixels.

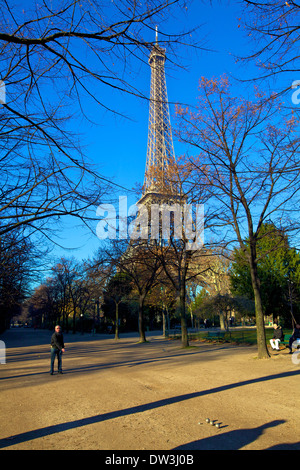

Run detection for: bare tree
[[239, 1, 300, 83], [95, 239, 162, 342], [176, 76, 300, 358], [0, 228, 39, 331], [0, 0, 194, 239], [103, 272, 132, 340]]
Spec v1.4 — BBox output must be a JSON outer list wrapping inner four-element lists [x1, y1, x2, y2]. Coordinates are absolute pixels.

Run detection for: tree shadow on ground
[[1, 344, 237, 381], [1, 371, 299, 449], [173, 420, 300, 450]]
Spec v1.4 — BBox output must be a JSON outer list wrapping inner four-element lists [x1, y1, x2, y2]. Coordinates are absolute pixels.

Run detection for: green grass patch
[[170, 328, 294, 345]]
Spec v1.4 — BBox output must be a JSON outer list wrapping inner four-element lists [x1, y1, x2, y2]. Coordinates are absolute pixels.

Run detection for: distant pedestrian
[[269, 323, 284, 351], [50, 325, 65, 374]]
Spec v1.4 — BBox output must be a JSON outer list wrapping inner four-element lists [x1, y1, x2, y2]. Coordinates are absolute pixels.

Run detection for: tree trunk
[[177, 283, 189, 348], [219, 312, 226, 330], [115, 302, 119, 340], [72, 309, 76, 334], [249, 255, 270, 358], [138, 294, 146, 343], [66, 313, 69, 334], [162, 307, 168, 337]]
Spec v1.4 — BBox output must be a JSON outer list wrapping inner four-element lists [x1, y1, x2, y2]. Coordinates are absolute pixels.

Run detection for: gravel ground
[[0, 328, 299, 451]]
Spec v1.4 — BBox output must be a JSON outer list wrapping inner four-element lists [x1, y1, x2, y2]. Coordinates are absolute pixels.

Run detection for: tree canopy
[[230, 222, 300, 325]]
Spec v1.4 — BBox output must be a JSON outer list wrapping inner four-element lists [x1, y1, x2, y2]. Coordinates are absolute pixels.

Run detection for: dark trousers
[[50, 347, 62, 373]]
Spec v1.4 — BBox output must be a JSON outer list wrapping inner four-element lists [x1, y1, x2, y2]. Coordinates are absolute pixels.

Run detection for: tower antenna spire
[[140, 31, 178, 201]]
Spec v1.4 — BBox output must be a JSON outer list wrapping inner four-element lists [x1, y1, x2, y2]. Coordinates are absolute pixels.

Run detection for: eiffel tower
[[139, 27, 179, 207]]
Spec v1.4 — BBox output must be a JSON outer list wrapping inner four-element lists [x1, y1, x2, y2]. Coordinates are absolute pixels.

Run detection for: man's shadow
[[173, 420, 299, 450]]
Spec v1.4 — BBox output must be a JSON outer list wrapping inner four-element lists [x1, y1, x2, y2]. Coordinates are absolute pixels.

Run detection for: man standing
[[50, 325, 65, 375]]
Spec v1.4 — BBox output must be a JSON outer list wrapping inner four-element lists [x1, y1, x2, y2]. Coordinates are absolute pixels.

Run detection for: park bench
[[204, 331, 226, 341], [281, 335, 300, 349], [272, 335, 299, 350], [282, 335, 291, 347]]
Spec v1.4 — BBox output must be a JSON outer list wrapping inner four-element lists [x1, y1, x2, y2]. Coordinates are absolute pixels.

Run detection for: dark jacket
[[291, 327, 300, 339], [51, 332, 65, 350], [273, 326, 284, 341]]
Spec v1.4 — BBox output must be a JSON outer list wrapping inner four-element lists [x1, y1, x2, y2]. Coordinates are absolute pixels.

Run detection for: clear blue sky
[[47, 0, 293, 265]]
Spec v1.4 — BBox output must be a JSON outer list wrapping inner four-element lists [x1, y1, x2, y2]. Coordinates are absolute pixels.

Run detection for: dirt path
[[0, 328, 299, 451]]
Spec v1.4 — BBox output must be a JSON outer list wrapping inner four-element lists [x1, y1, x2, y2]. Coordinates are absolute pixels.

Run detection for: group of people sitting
[[270, 322, 300, 353]]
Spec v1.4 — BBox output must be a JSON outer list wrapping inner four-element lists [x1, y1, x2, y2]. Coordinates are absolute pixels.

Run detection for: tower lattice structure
[[141, 29, 178, 204]]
